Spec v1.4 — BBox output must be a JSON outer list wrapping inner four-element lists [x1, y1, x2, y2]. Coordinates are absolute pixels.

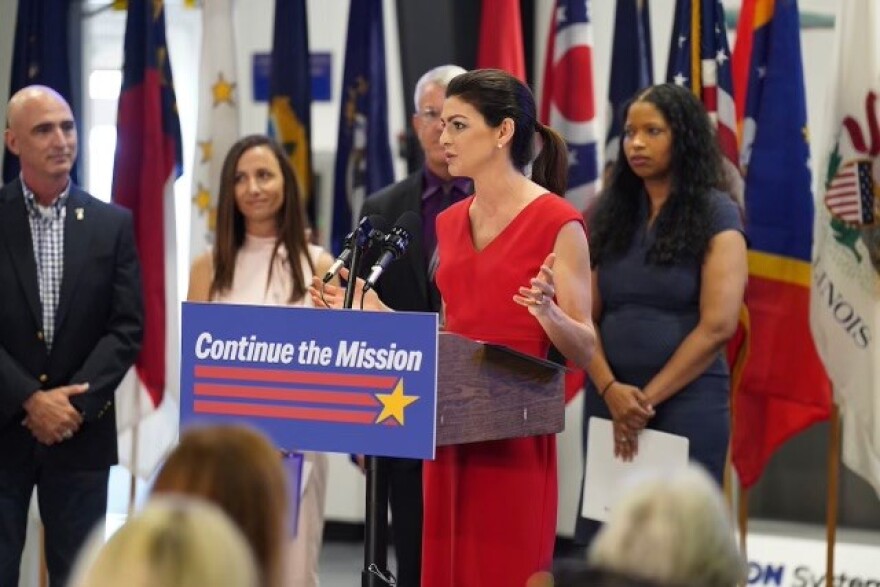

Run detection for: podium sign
[[180, 302, 438, 459]]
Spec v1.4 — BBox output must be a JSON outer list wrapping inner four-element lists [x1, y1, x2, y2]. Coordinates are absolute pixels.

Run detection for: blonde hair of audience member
[[151, 425, 288, 587], [588, 464, 746, 587], [69, 496, 259, 587]]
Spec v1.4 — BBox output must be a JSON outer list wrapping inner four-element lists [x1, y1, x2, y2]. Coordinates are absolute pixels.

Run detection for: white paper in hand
[[581, 417, 689, 522]]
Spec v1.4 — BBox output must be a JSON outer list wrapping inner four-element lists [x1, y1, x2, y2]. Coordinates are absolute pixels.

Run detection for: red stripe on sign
[[194, 383, 380, 407], [195, 365, 397, 388], [194, 400, 377, 424]]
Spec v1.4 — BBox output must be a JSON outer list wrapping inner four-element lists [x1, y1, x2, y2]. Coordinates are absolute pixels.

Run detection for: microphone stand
[[343, 232, 394, 587]]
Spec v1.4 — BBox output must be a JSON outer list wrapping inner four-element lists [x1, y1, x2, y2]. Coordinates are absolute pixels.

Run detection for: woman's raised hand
[[514, 253, 557, 316]]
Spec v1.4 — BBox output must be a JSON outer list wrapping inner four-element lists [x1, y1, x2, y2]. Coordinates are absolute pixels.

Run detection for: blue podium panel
[[181, 302, 438, 459]]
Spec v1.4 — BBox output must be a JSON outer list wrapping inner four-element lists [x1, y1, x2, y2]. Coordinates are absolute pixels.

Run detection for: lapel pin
[[75, 208, 84, 220]]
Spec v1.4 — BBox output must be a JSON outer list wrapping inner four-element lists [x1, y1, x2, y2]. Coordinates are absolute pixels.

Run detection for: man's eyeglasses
[[416, 109, 442, 123]]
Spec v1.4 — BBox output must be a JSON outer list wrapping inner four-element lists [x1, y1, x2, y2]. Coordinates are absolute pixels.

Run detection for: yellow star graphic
[[375, 379, 418, 425], [212, 72, 236, 107], [192, 183, 212, 212], [197, 140, 213, 164]]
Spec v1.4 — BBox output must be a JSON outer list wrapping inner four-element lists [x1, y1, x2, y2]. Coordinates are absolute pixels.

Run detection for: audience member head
[[443, 68, 568, 195], [590, 83, 725, 267], [69, 496, 260, 587], [212, 134, 313, 302], [588, 464, 746, 587], [152, 424, 289, 587], [412, 64, 467, 179]]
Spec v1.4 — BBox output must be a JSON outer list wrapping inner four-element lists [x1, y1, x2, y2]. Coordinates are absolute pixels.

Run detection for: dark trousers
[[0, 452, 109, 587], [386, 457, 423, 587]]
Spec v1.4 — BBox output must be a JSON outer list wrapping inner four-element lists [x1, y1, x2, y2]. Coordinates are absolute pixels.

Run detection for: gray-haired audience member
[[69, 496, 260, 587], [588, 464, 746, 587]]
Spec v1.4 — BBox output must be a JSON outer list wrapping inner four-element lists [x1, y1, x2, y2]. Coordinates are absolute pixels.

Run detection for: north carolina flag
[[3, 0, 78, 184], [112, 0, 182, 477], [810, 0, 880, 498], [539, 0, 599, 214], [269, 0, 315, 228], [477, 0, 526, 81], [605, 0, 653, 167], [331, 0, 394, 255], [189, 0, 240, 261], [731, 0, 831, 489]]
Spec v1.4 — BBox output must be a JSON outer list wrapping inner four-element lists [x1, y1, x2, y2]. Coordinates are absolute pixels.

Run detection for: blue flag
[[269, 0, 315, 227], [605, 0, 653, 166], [3, 0, 78, 184], [731, 0, 830, 488], [331, 0, 394, 255]]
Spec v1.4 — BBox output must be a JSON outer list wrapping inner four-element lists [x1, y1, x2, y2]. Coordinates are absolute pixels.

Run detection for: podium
[[435, 331, 565, 445], [362, 331, 565, 586]]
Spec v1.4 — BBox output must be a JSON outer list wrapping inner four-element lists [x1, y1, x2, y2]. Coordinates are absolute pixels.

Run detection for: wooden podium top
[[435, 332, 566, 446]]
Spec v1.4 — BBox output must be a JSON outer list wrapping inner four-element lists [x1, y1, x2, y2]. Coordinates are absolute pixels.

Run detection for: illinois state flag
[[810, 0, 880, 498], [268, 0, 314, 228], [605, 0, 653, 167], [112, 0, 182, 477], [730, 0, 831, 489], [540, 0, 599, 214], [477, 0, 526, 81], [189, 0, 240, 261], [331, 0, 394, 255]]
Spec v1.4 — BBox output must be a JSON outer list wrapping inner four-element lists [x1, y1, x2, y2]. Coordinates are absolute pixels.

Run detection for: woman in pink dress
[[188, 135, 335, 587], [312, 70, 596, 586]]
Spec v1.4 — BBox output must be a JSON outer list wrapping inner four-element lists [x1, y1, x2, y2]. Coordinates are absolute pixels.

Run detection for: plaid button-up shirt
[[22, 178, 70, 351]]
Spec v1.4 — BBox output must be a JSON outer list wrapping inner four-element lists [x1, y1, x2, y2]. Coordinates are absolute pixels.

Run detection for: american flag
[[540, 0, 599, 213], [666, 0, 738, 167], [825, 160, 876, 224]]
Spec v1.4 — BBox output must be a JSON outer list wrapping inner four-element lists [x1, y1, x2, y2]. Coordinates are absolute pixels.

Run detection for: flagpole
[[128, 420, 140, 517], [826, 402, 841, 580], [738, 486, 748, 556]]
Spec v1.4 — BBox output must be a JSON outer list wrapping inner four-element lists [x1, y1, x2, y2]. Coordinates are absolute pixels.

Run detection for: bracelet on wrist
[[599, 379, 616, 398]]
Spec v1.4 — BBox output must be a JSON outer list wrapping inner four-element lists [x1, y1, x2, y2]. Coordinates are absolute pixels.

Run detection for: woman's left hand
[[514, 253, 556, 316]]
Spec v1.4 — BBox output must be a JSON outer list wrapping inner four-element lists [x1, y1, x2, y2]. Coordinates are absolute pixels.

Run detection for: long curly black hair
[[589, 83, 726, 266]]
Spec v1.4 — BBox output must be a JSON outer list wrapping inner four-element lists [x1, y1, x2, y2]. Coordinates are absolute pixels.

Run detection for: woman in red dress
[[312, 69, 596, 586]]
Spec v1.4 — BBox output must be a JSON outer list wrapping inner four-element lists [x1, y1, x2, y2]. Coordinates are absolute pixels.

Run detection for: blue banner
[[180, 303, 438, 459], [331, 0, 394, 254]]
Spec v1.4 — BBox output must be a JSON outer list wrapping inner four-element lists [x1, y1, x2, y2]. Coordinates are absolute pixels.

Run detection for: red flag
[[111, 0, 182, 408], [477, 0, 525, 80], [731, 0, 831, 488]]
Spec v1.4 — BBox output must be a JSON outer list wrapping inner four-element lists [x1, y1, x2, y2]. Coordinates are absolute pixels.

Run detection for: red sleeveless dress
[[422, 193, 585, 587]]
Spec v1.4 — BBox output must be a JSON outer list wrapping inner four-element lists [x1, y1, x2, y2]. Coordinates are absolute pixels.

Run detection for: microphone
[[362, 211, 421, 292], [323, 215, 388, 283]]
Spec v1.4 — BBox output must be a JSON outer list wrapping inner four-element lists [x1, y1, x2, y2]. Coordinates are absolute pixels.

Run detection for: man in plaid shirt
[[0, 85, 143, 586]]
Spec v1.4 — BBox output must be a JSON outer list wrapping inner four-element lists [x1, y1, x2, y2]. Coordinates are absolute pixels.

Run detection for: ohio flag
[[540, 0, 599, 214]]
